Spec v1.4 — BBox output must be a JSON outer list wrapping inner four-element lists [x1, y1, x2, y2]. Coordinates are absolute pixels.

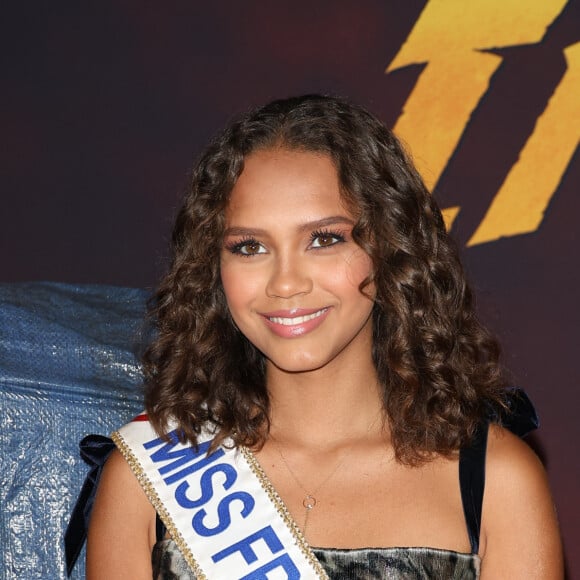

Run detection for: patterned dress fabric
[[152, 539, 480, 579]]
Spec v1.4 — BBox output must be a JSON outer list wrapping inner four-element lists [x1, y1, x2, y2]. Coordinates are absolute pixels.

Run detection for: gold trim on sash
[[241, 447, 330, 579], [112, 430, 208, 580]]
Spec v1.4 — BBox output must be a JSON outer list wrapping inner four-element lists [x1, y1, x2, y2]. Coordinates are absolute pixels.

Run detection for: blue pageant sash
[[113, 415, 328, 580]]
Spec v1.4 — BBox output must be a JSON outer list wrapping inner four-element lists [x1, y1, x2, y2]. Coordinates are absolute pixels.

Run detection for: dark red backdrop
[[2, 1, 578, 576]]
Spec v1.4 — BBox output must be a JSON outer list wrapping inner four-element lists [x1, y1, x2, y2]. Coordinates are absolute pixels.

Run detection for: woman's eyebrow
[[297, 215, 355, 232], [223, 216, 355, 238], [223, 226, 265, 237]]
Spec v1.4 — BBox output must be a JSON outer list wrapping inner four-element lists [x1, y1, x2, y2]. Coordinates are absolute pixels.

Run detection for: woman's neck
[[265, 359, 385, 448]]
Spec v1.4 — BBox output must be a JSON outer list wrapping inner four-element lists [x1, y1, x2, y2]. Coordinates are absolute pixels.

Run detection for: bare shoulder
[[86, 448, 157, 579], [479, 424, 564, 579]]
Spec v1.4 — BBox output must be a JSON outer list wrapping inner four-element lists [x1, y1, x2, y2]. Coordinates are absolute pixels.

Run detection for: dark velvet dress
[[153, 540, 480, 579]]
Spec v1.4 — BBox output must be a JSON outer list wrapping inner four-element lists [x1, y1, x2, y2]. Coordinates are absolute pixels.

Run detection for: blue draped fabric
[[0, 282, 147, 580]]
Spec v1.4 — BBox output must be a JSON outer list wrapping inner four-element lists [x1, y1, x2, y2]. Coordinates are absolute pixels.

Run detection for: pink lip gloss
[[260, 307, 331, 338]]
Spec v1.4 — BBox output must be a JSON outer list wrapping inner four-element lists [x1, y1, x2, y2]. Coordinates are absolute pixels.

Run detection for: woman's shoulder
[[483, 424, 553, 518], [85, 447, 158, 578], [478, 424, 563, 578], [100, 446, 144, 490], [483, 423, 558, 511], [485, 423, 544, 476], [95, 446, 156, 532], [478, 388, 551, 520]]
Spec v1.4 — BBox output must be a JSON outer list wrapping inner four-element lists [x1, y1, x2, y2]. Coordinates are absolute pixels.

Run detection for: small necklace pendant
[[303, 494, 317, 510]]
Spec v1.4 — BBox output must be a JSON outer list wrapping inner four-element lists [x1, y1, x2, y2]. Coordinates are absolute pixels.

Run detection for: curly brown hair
[[143, 94, 507, 464]]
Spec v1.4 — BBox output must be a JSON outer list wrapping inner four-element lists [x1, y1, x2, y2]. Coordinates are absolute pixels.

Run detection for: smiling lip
[[261, 307, 331, 338]]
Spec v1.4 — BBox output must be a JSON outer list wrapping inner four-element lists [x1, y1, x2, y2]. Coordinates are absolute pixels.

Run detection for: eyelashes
[[224, 237, 265, 257], [224, 229, 347, 257], [309, 229, 346, 248]]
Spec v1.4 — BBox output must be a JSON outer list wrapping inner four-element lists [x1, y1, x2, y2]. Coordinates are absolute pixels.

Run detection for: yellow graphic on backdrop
[[386, 0, 577, 243], [469, 42, 580, 245]]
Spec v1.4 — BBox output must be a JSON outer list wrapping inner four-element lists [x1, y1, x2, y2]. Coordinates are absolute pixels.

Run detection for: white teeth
[[269, 309, 327, 326]]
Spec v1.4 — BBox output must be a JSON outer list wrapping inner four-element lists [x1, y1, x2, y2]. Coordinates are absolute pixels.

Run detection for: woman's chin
[[266, 353, 330, 375]]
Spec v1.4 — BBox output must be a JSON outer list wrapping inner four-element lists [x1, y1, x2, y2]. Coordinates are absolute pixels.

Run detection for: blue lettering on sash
[[212, 525, 283, 564], [163, 449, 226, 485], [213, 526, 300, 580], [175, 463, 237, 508], [193, 491, 255, 536], [240, 554, 300, 580], [142, 431, 300, 577], [143, 430, 225, 484]]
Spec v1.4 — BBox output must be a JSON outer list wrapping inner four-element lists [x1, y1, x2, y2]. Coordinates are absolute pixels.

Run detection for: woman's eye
[[310, 231, 346, 248], [230, 240, 266, 256]]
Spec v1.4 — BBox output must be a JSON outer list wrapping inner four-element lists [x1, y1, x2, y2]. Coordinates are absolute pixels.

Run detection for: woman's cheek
[[335, 249, 374, 290], [221, 263, 262, 313]]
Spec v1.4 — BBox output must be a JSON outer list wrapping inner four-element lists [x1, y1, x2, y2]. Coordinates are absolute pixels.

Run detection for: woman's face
[[220, 147, 375, 375]]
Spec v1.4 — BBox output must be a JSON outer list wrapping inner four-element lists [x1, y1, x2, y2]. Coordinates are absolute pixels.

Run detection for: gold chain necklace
[[271, 415, 381, 536], [273, 439, 351, 535]]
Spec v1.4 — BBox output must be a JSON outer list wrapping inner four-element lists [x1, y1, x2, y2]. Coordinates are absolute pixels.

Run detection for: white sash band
[[113, 416, 328, 580]]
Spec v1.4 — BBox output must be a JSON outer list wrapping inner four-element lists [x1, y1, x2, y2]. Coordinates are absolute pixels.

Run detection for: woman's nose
[[265, 256, 313, 299]]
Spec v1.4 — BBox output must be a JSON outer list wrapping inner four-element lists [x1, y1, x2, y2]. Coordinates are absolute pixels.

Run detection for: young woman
[[79, 95, 562, 579]]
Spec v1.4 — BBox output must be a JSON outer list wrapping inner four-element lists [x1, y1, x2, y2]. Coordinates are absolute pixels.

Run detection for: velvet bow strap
[[460, 387, 539, 555], [65, 434, 116, 576], [495, 387, 539, 438]]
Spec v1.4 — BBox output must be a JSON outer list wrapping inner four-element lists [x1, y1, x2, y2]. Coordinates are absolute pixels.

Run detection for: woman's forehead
[[224, 149, 355, 227]]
